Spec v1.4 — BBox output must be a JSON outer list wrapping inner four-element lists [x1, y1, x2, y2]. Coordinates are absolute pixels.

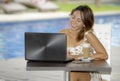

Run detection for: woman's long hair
[[70, 5, 94, 41]]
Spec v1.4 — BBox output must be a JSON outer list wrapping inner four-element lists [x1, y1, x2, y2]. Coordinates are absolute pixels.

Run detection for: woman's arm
[[86, 32, 108, 60]]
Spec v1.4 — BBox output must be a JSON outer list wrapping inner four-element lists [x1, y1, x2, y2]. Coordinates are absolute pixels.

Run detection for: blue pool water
[[0, 13, 120, 59]]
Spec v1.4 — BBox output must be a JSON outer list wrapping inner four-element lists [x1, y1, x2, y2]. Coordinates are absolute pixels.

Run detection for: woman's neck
[[69, 28, 81, 36], [68, 28, 81, 40]]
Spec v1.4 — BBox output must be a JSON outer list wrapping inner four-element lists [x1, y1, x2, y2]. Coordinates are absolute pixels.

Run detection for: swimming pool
[[0, 13, 120, 59]]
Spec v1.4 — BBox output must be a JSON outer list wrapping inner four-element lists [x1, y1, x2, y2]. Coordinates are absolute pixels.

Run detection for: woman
[[60, 5, 108, 81]]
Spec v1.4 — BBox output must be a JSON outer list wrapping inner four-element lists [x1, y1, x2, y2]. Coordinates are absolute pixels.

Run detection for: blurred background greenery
[[56, 3, 120, 12]]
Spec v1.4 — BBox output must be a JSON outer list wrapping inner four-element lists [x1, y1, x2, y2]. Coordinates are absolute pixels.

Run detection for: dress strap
[[84, 30, 92, 42]]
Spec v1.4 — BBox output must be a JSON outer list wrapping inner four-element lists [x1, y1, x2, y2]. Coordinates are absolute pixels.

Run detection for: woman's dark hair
[[70, 5, 94, 41]]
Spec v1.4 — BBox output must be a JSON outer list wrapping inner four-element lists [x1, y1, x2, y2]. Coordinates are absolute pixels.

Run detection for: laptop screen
[[25, 32, 67, 61]]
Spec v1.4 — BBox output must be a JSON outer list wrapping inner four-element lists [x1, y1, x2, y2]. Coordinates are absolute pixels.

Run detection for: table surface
[[27, 60, 112, 74], [0, 58, 66, 81]]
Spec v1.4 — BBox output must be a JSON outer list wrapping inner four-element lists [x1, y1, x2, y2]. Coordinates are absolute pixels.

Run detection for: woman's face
[[70, 10, 84, 31]]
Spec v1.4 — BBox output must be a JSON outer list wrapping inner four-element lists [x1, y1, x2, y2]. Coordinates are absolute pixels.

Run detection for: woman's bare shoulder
[[87, 31, 97, 39], [59, 28, 69, 33]]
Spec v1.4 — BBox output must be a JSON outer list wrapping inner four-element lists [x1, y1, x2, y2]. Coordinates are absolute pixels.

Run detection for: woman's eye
[[71, 15, 75, 19], [77, 18, 82, 22], [70, 15, 82, 22], [70, 15, 75, 19]]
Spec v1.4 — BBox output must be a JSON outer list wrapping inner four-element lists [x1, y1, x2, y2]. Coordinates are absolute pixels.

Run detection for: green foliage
[[56, 3, 120, 12]]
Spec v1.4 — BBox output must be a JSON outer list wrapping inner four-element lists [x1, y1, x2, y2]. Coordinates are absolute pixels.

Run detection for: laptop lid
[[25, 32, 67, 62]]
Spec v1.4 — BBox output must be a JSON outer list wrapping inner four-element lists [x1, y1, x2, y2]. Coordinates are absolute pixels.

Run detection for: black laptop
[[25, 32, 74, 62]]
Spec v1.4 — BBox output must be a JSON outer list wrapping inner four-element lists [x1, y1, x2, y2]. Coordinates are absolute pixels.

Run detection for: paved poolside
[[111, 46, 120, 81], [0, 11, 120, 22], [0, 12, 70, 22]]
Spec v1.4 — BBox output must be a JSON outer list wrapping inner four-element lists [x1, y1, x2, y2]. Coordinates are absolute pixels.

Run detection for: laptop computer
[[25, 32, 74, 62]]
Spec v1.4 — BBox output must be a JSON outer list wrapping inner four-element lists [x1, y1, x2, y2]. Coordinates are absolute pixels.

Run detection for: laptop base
[[27, 58, 75, 63]]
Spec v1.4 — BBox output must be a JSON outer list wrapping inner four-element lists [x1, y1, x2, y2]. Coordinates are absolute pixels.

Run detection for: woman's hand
[[90, 54, 107, 60], [67, 49, 83, 60]]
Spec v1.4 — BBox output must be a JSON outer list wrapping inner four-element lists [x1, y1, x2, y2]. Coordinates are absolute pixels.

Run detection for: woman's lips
[[71, 24, 77, 30]]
